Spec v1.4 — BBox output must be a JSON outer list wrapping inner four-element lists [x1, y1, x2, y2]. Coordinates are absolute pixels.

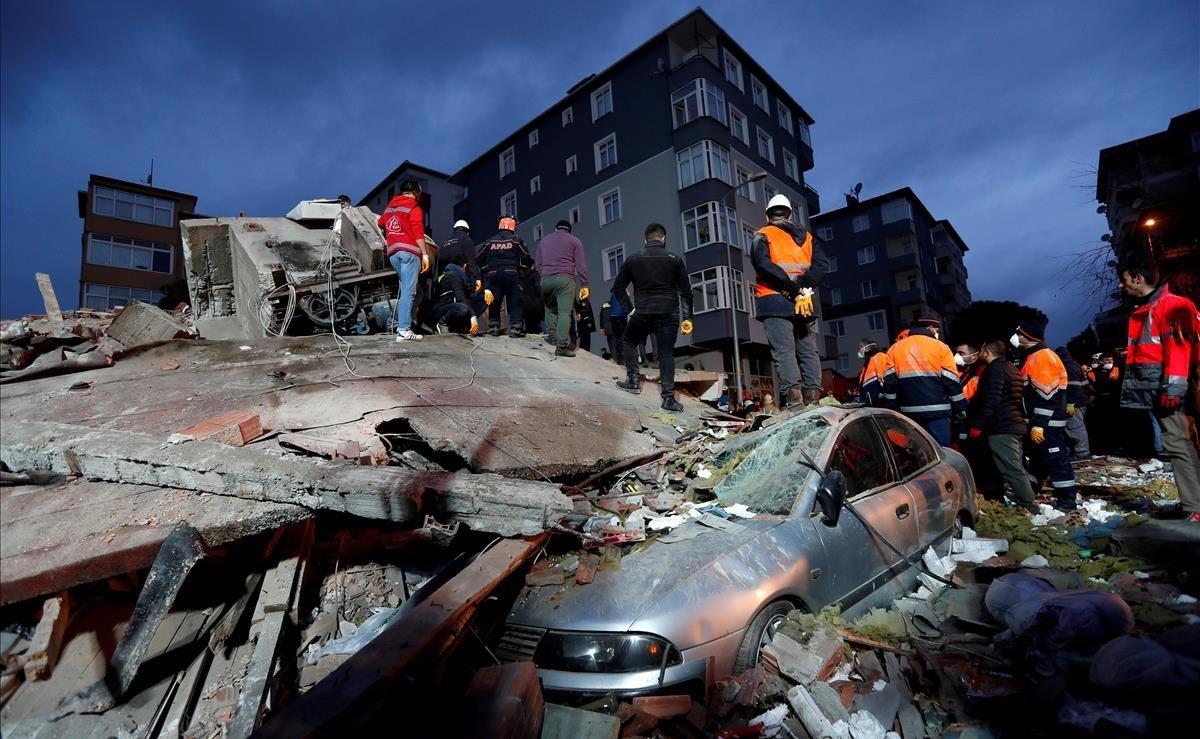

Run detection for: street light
[[1142, 217, 1158, 257], [1142, 218, 1157, 228], [718, 171, 768, 411]]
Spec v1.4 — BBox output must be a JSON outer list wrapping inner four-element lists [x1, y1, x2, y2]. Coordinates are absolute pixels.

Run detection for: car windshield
[[711, 414, 832, 515]]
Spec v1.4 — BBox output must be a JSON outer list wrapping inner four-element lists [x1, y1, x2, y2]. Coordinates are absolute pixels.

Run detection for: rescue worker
[[1012, 318, 1077, 511], [955, 341, 999, 494], [535, 220, 589, 356], [857, 338, 892, 407], [1117, 262, 1200, 521], [476, 216, 533, 338], [431, 254, 478, 335], [600, 298, 627, 362], [953, 343, 985, 443], [1056, 346, 1092, 459], [378, 180, 430, 342], [750, 194, 829, 407], [1086, 352, 1121, 453], [439, 220, 488, 318], [612, 223, 694, 413], [968, 341, 1037, 512], [883, 320, 966, 446], [332, 194, 351, 238], [574, 296, 596, 353]]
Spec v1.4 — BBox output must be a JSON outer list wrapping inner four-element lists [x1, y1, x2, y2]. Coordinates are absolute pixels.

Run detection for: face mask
[[1103, 363, 1113, 370], [954, 353, 965, 367], [1009, 333, 1020, 349]]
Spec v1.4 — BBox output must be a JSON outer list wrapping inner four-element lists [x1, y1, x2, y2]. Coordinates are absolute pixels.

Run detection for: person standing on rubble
[[476, 216, 533, 337], [1056, 346, 1092, 460], [1011, 318, 1077, 511], [535, 220, 590, 357], [612, 223, 694, 413], [751, 194, 829, 408], [439, 220, 488, 319], [969, 341, 1037, 512], [574, 295, 596, 353], [857, 337, 892, 407], [953, 342, 985, 444], [379, 180, 430, 342], [882, 319, 966, 446], [431, 254, 478, 335], [1116, 261, 1200, 521]]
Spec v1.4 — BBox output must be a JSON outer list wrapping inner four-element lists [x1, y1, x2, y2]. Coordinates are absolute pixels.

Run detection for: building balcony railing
[[882, 218, 916, 238], [892, 288, 924, 306], [888, 251, 920, 270]]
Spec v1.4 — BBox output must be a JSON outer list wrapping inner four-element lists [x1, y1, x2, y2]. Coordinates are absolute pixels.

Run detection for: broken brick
[[632, 694, 692, 719], [575, 553, 600, 585], [176, 410, 264, 447]]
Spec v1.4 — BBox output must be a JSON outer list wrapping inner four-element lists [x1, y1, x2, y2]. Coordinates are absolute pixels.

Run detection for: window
[[689, 266, 748, 313], [750, 75, 768, 111], [826, 319, 846, 338], [566, 155, 578, 175], [731, 269, 747, 312], [853, 214, 871, 232], [599, 188, 621, 226], [562, 107, 574, 126], [729, 104, 749, 145], [861, 279, 878, 298], [735, 165, 756, 201], [500, 190, 517, 218], [594, 134, 617, 172], [877, 415, 939, 472], [591, 82, 613, 121], [569, 206, 580, 224], [723, 50, 744, 90], [528, 129, 539, 147], [827, 421, 893, 498], [604, 244, 625, 280], [829, 287, 842, 305], [530, 176, 541, 194], [857, 245, 875, 265], [778, 103, 794, 135], [783, 149, 799, 181], [82, 283, 163, 311], [92, 186, 173, 227], [671, 79, 727, 128], [764, 182, 778, 203], [881, 198, 912, 224], [499, 146, 515, 178], [741, 222, 757, 251], [681, 202, 738, 251], [676, 140, 732, 189], [87, 234, 173, 274], [817, 225, 833, 241], [798, 119, 812, 148], [756, 127, 774, 164], [827, 255, 839, 273], [867, 311, 886, 332], [835, 354, 851, 373], [533, 223, 545, 241]]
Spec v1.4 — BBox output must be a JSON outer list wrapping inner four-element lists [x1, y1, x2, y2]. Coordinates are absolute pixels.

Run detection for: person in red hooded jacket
[[378, 180, 430, 342]]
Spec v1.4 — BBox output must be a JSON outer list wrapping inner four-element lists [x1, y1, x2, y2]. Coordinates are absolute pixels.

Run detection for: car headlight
[[533, 631, 682, 673]]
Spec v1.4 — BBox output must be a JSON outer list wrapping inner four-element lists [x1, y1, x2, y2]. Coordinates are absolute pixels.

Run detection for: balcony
[[889, 252, 920, 270], [892, 288, 924, 306], [882, 218, 915, 238]]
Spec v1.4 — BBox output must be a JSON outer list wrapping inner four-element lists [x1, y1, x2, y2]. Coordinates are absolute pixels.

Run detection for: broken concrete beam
[[35, 273, 64, 324], [462, 662, 545, 739], [2, 421, 573, 536], [762, 628, 844, 685], [103, 300, 191, 348], [23, 593, 69, 681], [787, 684, 850, 739], [177, 410, 264, 447]]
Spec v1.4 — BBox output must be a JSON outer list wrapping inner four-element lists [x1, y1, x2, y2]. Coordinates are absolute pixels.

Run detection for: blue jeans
[[389, 251, 420, 332]]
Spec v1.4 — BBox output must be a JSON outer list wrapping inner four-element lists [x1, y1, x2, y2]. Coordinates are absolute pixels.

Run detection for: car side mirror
[[816, 470, 847, 526]]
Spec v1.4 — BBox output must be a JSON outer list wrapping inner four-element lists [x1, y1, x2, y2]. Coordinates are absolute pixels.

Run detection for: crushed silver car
[[496, 405, 978, 697]]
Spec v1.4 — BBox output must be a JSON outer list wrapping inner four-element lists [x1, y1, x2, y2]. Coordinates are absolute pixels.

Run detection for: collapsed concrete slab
[[102, 300, 192, 349]]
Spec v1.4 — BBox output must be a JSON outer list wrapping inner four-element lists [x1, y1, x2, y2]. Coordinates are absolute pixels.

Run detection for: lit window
[[566, 155, 578, 175], [594, 134, 618, 172], [87, 234, 173, 274], [853, 214, 871, 232], [817, 226, 833, 241], [827, 255, 839, 273], [681, 202, 738, 251], [756, 127, 774, 164], [591, 82, 613, 120], [728, 104, 749, 146], [500, 190, 517, 218], [604, 244, 625, 280], [528, 129, 539, 147], [830, 287, 842, 305], [530, 176, 541, 194], [562, 107, 574, 126], [881, 199, 912, 224], [499, 147, 515, 178], [82, 283, 162, 311], [735, 165, 756, 201], [778, 103, 794, 135], [751, 75, 769, 111], [861, 279, 878, 298], [671, 79, 727, 128], [868, 311, 886, 331], [93, 186, 173, 227], [599, 189, 621, 226], [723, 50, 744, 90], [676, 140, 732, 189], [857, 245, 875, 265], [826, 320, 845, 338]]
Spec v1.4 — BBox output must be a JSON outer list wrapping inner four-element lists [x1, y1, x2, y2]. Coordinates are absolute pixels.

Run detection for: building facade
[[811, 187, 971, 374], [358, 161, 466, 242], [444, 9, 820, 396], [76, 175, 199, 311]]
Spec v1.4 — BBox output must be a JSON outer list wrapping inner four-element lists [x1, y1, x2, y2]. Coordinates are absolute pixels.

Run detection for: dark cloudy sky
[[2, 1, 1197, 344]]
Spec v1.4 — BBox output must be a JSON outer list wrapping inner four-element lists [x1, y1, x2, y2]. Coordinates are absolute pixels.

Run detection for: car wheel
[[732, 601, 795, 674]]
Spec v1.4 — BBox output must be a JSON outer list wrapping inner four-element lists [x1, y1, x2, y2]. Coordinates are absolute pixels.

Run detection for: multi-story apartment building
[[811, 187, 971, 375], [445, 8, 820, 397], [358, 160, 466, 242], [76, 174, 199, 310]]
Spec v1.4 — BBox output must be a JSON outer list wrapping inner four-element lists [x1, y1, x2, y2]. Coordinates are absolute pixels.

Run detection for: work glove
[[420, 254, 430, 274], [484, 289, 494, 306], [1159, 393, 1182, 411], [475, 280, 483, 294], [794, 288, 814, 317], [469, 316, 479, 335], [579, 286, 590, 301], [1030, 427, 1045, 445], [679, 319, 693, 335], [1066, 404, 1076, 417], [968, 428, 983, 440]]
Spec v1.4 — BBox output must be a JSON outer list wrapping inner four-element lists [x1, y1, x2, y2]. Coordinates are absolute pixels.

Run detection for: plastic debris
[[749, 704, 789, 737], [1020, 554, 1049, 567], [723, 503, 757, 519]]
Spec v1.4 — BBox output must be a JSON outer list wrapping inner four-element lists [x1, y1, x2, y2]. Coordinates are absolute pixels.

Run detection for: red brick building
[[77, 175, 199, 310]]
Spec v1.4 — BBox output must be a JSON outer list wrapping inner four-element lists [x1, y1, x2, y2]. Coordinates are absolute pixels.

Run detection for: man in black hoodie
[[431, 254, 478, 335], [439, 220, 486, 318], [968, 341, 1036, 513]]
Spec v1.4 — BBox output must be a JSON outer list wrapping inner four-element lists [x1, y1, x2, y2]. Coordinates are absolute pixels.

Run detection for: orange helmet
[[498, 216, 517, 231]]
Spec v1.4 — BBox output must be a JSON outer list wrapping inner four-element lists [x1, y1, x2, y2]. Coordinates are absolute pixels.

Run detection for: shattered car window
[[712, 415, 831, 515]]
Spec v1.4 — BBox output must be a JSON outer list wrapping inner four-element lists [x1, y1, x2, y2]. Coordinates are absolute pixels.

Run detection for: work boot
[[555, 346, 576, 357], [803, 388, 824, 405], [785, 388, 805, 407], [616, 378, 641, 394], [661, 396, 684, 413], [488, 327, 502, 337], [435, 322, 449, 335], [510, 326, 526, 338]]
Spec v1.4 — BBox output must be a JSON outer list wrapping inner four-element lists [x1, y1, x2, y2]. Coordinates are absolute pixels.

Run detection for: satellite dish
[[1101, 234, 1112, 242], [853, 183, 863, 196]]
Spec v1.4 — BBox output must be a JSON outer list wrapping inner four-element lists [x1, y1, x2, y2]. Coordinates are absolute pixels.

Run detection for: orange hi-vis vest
[[961, 363, 986, 401], [753, 225, 812, 299], [1021, 346, 1069, 427]]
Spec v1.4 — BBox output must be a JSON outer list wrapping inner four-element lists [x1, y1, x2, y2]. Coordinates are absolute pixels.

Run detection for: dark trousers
[[987, 434, 1037, 511], [918, 417, 951, 447], [433, 302, 472, 333], [1029, 426, 1077, 509], [624, 312, 678, 398], [607, 316, 627, 361], [486, 269, 524, 331]]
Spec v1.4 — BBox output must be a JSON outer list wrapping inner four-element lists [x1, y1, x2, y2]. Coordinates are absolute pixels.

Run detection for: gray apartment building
[[810, 187, 971, 376], [359, 161, 466, 242], [445, 8, 820, 398]]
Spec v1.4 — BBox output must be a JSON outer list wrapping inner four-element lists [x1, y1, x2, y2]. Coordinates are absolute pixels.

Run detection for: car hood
[[508, 518, 785, 634]]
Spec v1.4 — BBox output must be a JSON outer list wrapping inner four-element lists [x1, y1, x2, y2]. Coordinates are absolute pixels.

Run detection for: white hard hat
[[766, 194, 792, 212], [453, 219, 470, 230]]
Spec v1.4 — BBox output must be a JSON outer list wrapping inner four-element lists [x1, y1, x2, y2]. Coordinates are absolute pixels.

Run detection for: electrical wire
[[841, 500, 961, 589]]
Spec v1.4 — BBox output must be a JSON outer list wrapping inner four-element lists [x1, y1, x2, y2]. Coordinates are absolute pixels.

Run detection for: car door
[[810, 418, 921, 610], [874, 414, 953, 549]]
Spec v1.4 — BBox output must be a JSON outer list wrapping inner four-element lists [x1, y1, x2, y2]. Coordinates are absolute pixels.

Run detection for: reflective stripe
[[900, 403, 951, 412], [896, 369, 941, 378], [1068, 380, 1088, 386], [881, 393, 897, 400], [1051, 479, 1076, 489], [1048, 448, 1060, 453], [940, 369, 961, 382], [948, 393, 966, 403], [1048, 420, 1067, 427], [1033, 408, 1054, 416], [775, 261, 811, 272]]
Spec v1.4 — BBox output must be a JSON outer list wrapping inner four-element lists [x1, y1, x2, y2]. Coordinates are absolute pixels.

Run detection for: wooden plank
[[23, 593, 69, 681], [463, 662, 544, 739], [35, 273, 63, 324], [256, 536, 543, 738]]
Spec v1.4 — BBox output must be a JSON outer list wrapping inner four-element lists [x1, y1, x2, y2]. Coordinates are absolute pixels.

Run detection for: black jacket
[[439, 231, 480, 285], [475, 231, 534, 277], [433, 264, 471, 310], [611, 240, 693, 319], [973, 358, 1027, 436], [1057, 350, 1089, 406], [750, 220, 829, 321], [575, 298, 596, 333]]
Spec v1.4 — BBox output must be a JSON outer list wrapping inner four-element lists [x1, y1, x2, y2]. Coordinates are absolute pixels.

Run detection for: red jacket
[[378, 194, 425, 258], [1121, 284, 1199, 410]]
